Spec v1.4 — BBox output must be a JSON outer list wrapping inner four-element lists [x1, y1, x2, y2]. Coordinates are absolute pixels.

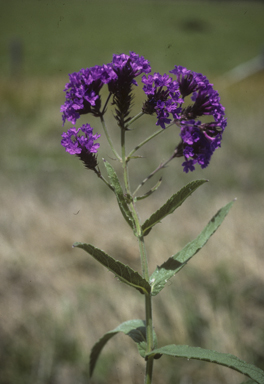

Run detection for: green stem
[[133, 147, 179, 196], [125, 111, 144, 128], [120, 122, 154, 384], [121, 127, 130, 192], [100, 116, 122, 161], [127, 120, 175, 161], [94, 167, 114, 192], [127, 127, 164, 161], [130, 207, 154, 384]]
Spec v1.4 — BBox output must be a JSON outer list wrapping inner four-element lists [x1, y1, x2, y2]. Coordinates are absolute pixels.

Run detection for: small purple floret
[[142, 73, 181, 128], [61, 124, 100, 155]]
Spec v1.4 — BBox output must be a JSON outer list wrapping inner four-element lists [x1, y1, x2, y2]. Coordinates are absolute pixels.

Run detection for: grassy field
[[1, 1, 264, 383]]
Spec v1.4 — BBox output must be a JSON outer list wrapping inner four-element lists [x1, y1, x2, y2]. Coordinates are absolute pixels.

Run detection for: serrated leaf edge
[[145, 345, 264, 384], [142, 179, 207, 236], [73, 242, 151, 294], [104, 160, 135, 230], [150, 200, 235, 296]]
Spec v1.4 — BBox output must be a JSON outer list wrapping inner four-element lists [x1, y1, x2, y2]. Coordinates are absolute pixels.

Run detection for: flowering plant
[[60, 52, 264, 384]]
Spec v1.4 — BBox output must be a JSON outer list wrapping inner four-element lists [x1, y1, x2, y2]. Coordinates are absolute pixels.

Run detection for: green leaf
[[241, 381, 259, 384], [145, 345, 264, 384], [104, 160, 135, 230], [142, 179, 208, 236], [90, 319, 148, 377], [73, 242, 151, 294], [150, 200, 235, 296]]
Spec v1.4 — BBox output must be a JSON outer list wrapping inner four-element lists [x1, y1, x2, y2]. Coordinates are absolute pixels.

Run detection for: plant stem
[[100, 116, 122, 161], [132, 214, 154, 384], [120, 123, 154, 384], [133, 147, 179, 196], [125, 111, 144, 128], [127, 127, 164, 160], [121, 127, 130, 192], [94, 167, 115, 192], [127, 120, 175, 161]]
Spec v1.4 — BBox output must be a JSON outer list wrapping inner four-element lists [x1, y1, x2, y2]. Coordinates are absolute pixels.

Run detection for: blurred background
[[1, 1, 264, 383]]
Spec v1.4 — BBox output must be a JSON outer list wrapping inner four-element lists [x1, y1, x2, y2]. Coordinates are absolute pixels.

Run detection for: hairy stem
[[131, 210, 154, 384], [120, 123, 154, 384], [100, 116, 122, 161], [121, 127, 130, 193], [127, 120, 175, 161], [125, 111, 144, 128], [127, 127, 164, 161], [133, 147, 179, 196], [94, 167, 115, 192]]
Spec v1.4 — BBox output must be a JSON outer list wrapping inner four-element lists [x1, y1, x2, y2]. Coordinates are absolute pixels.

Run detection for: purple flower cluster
[[142, 73, 182, 129], [61, 52, 151, 126], [61, 52, 151, 168], [61, 52, 226, 173], [60, 64, 116, 125], [171, 66, 226, 172], [61, 124, 100, 169], [142, 65, 226, 172]]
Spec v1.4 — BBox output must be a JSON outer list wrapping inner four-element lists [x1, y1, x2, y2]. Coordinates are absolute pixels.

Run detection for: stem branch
[[133, 147, 179, 196], [125, 111, 144, 128], [100, 116, 122, 161]]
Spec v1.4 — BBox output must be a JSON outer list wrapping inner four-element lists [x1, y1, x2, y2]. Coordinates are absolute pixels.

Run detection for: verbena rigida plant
[[60, 52, 264, 384]]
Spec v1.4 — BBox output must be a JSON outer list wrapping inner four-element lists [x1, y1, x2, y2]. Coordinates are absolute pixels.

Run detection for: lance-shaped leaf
[[104, 160, 135, 230], [145, 345, 264, 384], [150, 200, 235, 296], [73, 242, 151, 294], [142, 179, 207, 236], [90, 319, 157, 377]]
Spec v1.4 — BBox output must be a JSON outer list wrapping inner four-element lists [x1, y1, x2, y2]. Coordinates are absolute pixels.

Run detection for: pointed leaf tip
[[142, 179, 207, 236], [150, 200, 235, 295]]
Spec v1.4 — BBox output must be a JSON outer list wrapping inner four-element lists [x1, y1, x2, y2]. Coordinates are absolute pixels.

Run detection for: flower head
[[168, 66, 226, 172], [108, 52, 151, 127], [170, 66, 211, 98], [61, 64, 117, 125], [142, 73, 182, 128], [109, 52, 151, 88], [61, 124, 100, 169], [61, 52, 151, 128]]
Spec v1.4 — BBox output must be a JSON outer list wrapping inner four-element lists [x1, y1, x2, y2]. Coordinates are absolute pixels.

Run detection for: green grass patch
[[0, 0, 264, 76]]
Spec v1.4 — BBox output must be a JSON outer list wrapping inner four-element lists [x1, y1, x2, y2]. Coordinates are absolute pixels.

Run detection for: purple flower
[[109, 52, 151, 88], [108, 52, 151, 127], [177, 118, 225, 172], [170, 66, 211, 98], [182, 159, 196, 173], [142, 73, 181, 128], [61, 124, 100, 169], [61, 52, 152, 128], [168, 66, 226, 172], [61, 64, 117, 125]]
